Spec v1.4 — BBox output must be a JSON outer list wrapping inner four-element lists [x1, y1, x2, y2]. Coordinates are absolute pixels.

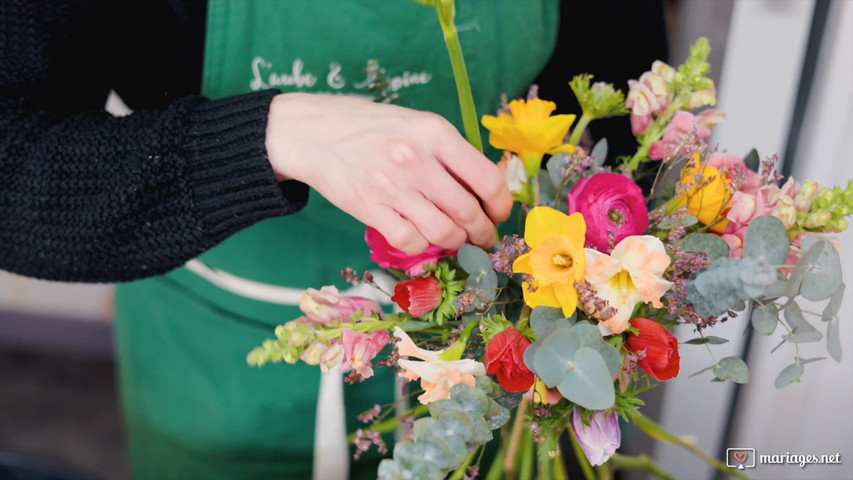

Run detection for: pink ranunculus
[[648, 111, 711, 161], [365, 227, 456, 276], [568, 173, 649, 253], [341, 329, 391, 379], [299, 286, 381, 326]]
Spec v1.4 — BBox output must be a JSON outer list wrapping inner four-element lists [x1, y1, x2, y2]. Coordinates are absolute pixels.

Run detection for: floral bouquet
[[247, 1, 852, 479]]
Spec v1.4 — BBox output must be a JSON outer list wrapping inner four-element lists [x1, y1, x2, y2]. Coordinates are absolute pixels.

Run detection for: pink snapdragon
[[724, 177, 817, 258], [626, 61, 674, 134], [298, 286, 381, 326], [568, 173, 649, 253], [648, 111, 712, 160], [365, 227, 456, 276], [341, 329, 391, 379]]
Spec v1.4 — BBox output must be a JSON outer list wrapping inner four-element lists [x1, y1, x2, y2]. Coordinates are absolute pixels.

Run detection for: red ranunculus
[[392, 276, 442, 318], [567, 173, 648, 253], [625, 318, 680, 381], [485, 327, 535, 392]]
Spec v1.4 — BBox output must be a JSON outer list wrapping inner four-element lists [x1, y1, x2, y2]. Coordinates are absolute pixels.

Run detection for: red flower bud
[[625, 318, 680, 381], [485, 327, 535, 392], [392, 276, 442, 318]]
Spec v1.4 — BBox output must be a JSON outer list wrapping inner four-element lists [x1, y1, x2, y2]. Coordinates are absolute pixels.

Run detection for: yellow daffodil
[[677, 154, 733, 233], [482, 98, 576, 179], [584, 236, 673, 334], [513, 207, 587, 317]]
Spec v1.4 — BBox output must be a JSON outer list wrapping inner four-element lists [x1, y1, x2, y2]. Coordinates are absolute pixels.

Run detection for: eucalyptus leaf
[[743, 215, 790, 266], [713, 356, 750, 384], [688, 364, 716, 378], [822, 283, 846, 322], [547, 153, 569, 189], [537, 170, 557, 208], [827, 318, 842, 363], [590, 138, 608, 168], [784, 240, 824, 298], [556, 347, 615, 410], [770, 339, 786, 354], [799, 237, 843, 302], [467, 269, 498, 301], [751, 303, 779, 335], [774, 363, 805, 389], [529, 306, 573, 339], [683, 336, 730, 345], [400, 320, 434, 331], [799, 357, 827, 365], [783, 303, 823, 343], [680, 233, 730, 263], [457, 243, 494, 276], [527, 325, 579, 387], [743, 148, 760, 172], [658, 215, 699, 230]]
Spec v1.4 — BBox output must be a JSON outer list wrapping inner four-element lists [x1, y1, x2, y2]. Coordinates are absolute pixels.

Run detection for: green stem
[[631, 412, 752, 480], [440, 319, 480, 361], [568, 113, 592, 147], [567, 422, 597, 480], [504, 398, 529, 479], [552, 444, 569, 480], [608, 453, 676, 480], [435, 0, 483, 153], [448, 447, 480, 480], [346, 404, 430, 442], [485, 447, 505, 480], [519, 428, 535, 480]]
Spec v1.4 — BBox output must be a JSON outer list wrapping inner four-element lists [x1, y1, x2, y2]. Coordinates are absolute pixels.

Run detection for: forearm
[[0, 91, 307, 283]]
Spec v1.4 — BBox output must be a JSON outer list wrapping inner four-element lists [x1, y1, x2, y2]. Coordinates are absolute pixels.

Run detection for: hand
[[265, 93, 512, 254]]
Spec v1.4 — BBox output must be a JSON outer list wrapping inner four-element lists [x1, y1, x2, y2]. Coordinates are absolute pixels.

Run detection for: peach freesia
[[392, 327, 486, 404], [584, 236, 673, 334]]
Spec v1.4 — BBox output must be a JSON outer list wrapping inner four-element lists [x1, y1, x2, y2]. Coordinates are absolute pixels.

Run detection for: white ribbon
[[183, 259, 395, 480]]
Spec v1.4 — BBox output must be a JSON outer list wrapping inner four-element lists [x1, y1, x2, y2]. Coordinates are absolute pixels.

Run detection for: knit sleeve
[[0, 1, 308, 283]]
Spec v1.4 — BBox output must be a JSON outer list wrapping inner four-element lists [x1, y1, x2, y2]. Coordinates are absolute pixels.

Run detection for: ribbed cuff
[[183, 90, 309, 242]]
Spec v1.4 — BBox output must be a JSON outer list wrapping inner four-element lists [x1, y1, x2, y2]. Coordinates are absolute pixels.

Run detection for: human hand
[[265, 93, 512, 254]]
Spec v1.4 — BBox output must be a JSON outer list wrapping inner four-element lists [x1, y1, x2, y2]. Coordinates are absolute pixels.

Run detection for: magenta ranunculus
[[365, 227, 456, 276], [568, 173, 649, 253], [570, 407, 621, 466]]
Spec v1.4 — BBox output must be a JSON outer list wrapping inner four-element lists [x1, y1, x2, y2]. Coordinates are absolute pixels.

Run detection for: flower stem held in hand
[[434, 0, 484, 153]]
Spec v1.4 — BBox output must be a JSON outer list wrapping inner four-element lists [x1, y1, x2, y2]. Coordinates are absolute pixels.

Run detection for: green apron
[[114, 1, 558, 479]]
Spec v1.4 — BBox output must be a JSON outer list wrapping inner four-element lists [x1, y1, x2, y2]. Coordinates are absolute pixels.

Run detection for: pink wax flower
[[570, 407, 621, 467], [299, 286, 381, 326], [365, 227, 456, 276], [568, 173, 649, 253], [341, 329, 391, 379], [648, 111, 711, 160]]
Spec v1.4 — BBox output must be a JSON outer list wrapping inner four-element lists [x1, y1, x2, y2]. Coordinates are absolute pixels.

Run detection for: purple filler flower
[[570, 407, 621, 466], [568, 173, 649, 253]]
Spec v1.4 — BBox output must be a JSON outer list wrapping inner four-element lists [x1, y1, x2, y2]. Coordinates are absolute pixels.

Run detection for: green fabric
[[114, 1, 559, 479]]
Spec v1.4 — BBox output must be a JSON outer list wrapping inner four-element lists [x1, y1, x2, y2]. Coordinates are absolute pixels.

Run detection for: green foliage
[[569, 74, 629, 120], [377, 380, 509, 480], [775, 363, 805, 389], [743, 215, 790, 266], [713, 356, 750, 384], [523, 322, 618, 409], [680, 233, 729, 263]]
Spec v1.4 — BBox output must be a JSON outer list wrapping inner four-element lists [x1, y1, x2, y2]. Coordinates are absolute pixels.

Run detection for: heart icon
[[733, 451, 748, 464]]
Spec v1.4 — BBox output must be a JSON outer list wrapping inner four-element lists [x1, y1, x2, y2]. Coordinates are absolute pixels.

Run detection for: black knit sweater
[[0, 0, 668, 284], [1, 0, 308, 283]]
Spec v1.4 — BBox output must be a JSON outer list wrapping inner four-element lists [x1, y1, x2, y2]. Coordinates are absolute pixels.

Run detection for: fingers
[[365, 205, 429, 255], [434, 133, 513, 225]]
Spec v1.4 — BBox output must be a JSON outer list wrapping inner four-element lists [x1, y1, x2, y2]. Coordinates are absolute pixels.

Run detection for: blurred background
[[1, 1, 851, 479]]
